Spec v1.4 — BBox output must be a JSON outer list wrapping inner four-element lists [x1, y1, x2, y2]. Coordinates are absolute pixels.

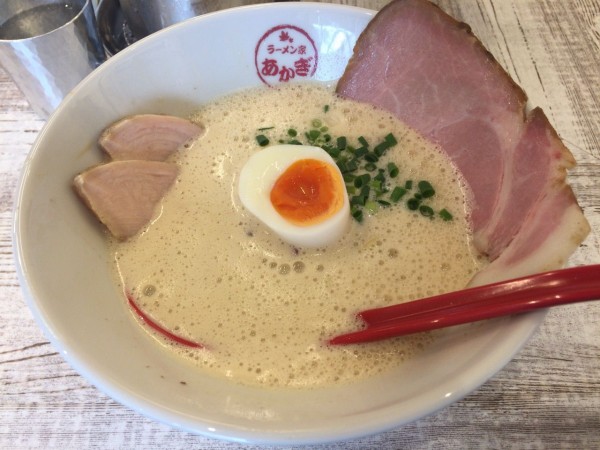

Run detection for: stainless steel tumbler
[[119, 0, 275, 39], [0, 0, 106, 118]]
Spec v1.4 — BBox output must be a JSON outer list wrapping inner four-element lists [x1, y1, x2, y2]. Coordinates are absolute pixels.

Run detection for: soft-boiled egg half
[[238, 144, 350, 247]]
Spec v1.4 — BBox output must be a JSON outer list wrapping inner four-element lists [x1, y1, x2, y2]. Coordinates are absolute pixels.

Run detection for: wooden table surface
[[1, 1, 599, 448]]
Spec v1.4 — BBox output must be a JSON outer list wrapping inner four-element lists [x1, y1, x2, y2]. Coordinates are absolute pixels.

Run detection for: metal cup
[[0, 0, 106, 119], [120, 0, 276, 39]]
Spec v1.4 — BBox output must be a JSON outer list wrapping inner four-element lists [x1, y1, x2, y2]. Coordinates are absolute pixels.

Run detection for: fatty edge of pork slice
[[98, 114, 204, 161], [73, 160, 179, 240]]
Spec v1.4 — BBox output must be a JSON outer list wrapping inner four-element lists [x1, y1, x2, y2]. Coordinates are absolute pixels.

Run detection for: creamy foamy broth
[[110, 83, 486, 388]]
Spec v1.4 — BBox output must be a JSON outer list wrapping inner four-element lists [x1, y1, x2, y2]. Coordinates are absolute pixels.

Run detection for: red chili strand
[[127, 293, 204, 349]]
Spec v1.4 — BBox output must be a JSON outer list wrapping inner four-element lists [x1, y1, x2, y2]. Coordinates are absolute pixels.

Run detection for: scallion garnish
[[419, 205, 434, 217], [354, 173, 371, 188], [351, 195, 366, 207], [439, 209, 453, 221], [256, 134, 269, 146], [418, 180, 435, 198], [373, 142, 389, 157], [385, 133, 398, 146], [306, 129, 321, 141], [390, 186, 407, 202], [359, 185, 371, 199], [351, 206, 364, 222], [353, 147, 368, 158], [365, 200, 379, 214], [346, 159, 359, 172], [364, 152, 379, 163], [326, 145, 341, 158], [407, 197, 420, 210], [254, 120, 453, 224]]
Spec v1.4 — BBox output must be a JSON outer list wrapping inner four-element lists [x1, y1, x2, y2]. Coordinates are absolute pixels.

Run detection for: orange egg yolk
[[270, 159, 344, 226]]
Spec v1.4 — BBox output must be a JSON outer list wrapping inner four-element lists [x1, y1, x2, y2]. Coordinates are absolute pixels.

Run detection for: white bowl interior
[[13, 3, 544, 445]]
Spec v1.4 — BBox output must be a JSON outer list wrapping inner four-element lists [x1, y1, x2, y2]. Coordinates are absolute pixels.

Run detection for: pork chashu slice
[[336, 0, 590, 284], [73, 160, 179, 240]]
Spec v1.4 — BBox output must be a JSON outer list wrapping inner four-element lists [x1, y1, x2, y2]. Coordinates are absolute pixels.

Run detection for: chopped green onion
[[370, 180, 382, 191], [439, 209, 453, 221], [419, 205, 434, 217], [351, 195, 366, 206], [365, 200, 379, 214], [351, 206, 364, 222], [418, 180, 435, 198], [256, 134, 269, 146], [390, 186, 407, 202], [353, 147, 368, 158], [364, 152, 379, 163], [306, 129, 321, 141], [359, 185, 371, 198], [256, 122, 451, 225], [373, 142, 389, 157], [346, 159, 359, 172], [354, 173, 371, 188], [325, 145, 340, 158], [385, 133, 398, 146], [407, 197, 420, 210], [323, 105, 330, 113]]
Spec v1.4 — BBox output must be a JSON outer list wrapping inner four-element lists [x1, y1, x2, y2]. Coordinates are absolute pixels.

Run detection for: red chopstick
[[328, 265, 600, 345]]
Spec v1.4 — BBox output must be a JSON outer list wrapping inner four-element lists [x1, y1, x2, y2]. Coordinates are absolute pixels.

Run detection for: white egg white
[[238, 144, 350, 248]]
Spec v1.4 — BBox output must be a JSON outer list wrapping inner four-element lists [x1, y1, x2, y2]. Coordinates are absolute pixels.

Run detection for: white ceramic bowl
[[13, 3, 544, 445]]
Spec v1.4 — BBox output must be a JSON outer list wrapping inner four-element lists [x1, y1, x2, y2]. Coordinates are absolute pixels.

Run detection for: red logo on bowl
[[255, 25, 318, 86]]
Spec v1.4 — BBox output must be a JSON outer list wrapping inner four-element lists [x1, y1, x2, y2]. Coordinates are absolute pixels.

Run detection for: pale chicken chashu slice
[[99, 114, 204, 161], [74, 113, 202, 240], [74, 160, 179, 240]]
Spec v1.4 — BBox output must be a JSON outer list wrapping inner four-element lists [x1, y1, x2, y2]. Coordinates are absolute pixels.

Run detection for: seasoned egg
[[238, 144, 350, 247]]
